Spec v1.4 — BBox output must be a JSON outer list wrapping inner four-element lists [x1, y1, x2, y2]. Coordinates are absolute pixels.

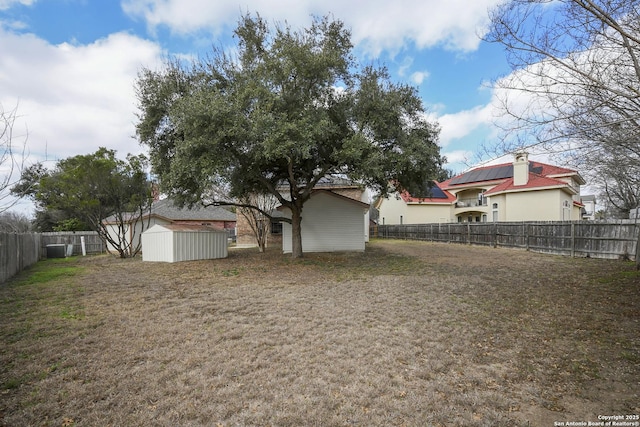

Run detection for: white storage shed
[[141, 224, 228, 263], [280, 190, 369, 254]]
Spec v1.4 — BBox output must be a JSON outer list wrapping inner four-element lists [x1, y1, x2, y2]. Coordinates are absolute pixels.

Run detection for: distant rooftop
[[277, 176, 360, 190], [151, 199, 236, 222], [448, 163, 545, 186], [442, 161, 581, 188]]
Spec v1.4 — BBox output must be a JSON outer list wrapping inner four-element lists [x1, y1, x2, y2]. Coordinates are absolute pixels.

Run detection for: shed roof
[[276, 176, 361, 191], [145, 224, 228, 233], [276, 189, 370, 211]]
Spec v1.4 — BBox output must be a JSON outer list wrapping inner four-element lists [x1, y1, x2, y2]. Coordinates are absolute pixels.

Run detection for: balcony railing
[[455, 198, 487, 208]]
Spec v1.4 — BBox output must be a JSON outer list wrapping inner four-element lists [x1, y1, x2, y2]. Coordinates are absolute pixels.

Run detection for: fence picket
[[373, 221, 639, 261], [1, 233, 42, 283], [1, 231, 106, 284]]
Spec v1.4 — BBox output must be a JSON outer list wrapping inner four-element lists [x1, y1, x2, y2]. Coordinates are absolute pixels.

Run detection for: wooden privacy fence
[[1, 231, 107, 284], [0, 233, 42, 284], [40, 232, 106, 257], [372, 221, 640, 261]]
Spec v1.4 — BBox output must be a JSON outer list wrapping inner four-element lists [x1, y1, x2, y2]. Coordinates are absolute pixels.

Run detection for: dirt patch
[[1, 240, 638, 426]]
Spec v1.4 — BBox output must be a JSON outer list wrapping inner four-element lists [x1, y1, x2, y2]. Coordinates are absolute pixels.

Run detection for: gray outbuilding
[[141, 224, 228, 263]]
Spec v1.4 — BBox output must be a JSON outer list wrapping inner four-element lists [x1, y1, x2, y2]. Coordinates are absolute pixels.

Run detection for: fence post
[[635, 223, 640, 270], [373, 221, 637, 262], [467, 222, 471, 245]]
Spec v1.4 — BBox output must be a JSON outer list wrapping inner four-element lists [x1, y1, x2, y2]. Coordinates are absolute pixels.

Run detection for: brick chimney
[[513, 152, 529, 186]]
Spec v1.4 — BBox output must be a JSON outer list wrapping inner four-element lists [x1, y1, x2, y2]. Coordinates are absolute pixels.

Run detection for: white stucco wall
[[281, 191, 368, 253], [377, 195, 408, 225], [378, 189, 581, 224], [501, 189, 568, 221], [378, 194, 452, 224]]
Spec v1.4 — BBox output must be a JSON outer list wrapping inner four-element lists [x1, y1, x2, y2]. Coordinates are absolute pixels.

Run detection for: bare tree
[[0, 103, 29, 213], [592, 139, 640, 216], [0, 211, 32, 233], [485, 0, 640, 211], [237, 193, 279, 252]]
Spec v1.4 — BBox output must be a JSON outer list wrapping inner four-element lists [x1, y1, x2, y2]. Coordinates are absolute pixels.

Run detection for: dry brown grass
[[1, 240, 638, 426]]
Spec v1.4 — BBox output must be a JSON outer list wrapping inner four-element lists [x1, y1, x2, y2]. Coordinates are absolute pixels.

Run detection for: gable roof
[[276, 176, 361, 192], [313, 189, 370, 208], [150, 199, 236, 222], [276, 189, 369, 211], [441, 160, 584, 190], [400, 181, 456, 204], [145, 224, 228, 233], [483, 174, 578, 196], [447, 163, 514, 186], [103, 199, 236, 225]]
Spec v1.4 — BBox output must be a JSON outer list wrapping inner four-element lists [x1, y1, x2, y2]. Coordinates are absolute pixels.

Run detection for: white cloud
[[410, 70, 429, 85], [0, 0, 35, 10], [441, 149, 474, 168], [436, 104, 494, 147], [122, 0, 503, 55], [0, 29, 164, 163], [397, 56, 414, 77]]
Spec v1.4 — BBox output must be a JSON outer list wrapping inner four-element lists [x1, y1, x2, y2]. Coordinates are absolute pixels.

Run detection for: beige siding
[[488, 194, 506, 222], [406, 203, 452, 224], [502, 190, 566, 221], [282, 192, 367, 253], [379, 190, 577, 224], [377, 194, 408, 225], [378, 194, 452, 224]]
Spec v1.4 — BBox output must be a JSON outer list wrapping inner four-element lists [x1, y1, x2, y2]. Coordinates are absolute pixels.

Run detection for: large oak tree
[[136, 14, 444, 258]]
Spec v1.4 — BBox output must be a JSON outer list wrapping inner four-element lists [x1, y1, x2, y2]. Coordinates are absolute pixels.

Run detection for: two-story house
[[377, 153, 586, 224]]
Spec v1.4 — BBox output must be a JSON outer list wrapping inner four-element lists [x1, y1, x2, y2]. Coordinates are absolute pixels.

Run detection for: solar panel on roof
[[493, 165, 513, 180], [531, 165, 543, 174], [449, 171, 473, 185], [448, 161, 552, 186], [409, 181, 449, 199], [477, 169, 491, 181], [484, 168, 498, 180], [425, 185, 448, 199], [450, 164, 514, 185]]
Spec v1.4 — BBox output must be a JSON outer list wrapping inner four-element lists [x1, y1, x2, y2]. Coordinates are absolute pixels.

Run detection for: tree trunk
[[290, 205, 303, 258]]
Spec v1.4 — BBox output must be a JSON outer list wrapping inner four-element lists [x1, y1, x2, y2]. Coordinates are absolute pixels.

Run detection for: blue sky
[[1, 0, 516, 214]]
